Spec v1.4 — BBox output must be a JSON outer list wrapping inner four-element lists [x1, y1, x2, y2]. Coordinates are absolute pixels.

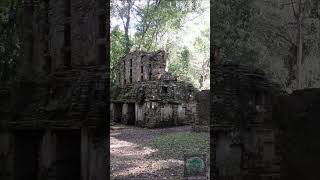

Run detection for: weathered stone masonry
[[211, 61, 282, 180], [211, 60, 320, 180], [115, 50, 168, 85], [193, 90, 210, 132], [111, 50, 197, 128], [0, 1, 107, 180]]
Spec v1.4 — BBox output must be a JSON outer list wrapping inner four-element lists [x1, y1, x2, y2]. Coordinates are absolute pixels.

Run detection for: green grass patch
[[110, 123, 132, 130], [149, 131, 210, 158]]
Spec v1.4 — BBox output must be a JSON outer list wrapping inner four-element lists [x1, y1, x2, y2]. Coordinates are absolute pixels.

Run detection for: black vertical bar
[[105, 0, 110, 178]]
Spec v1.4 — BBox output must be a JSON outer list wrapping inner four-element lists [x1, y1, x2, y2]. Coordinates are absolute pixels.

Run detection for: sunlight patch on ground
[[111, 137, 158, 157], [110, 126, 209, 179], [111, 136, 183, 178], [150, 159, 184, 171]]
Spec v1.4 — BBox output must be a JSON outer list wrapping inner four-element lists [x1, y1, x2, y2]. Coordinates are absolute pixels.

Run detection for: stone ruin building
[[110, 50, 197, 128], [210, 58, 320, 180], [211, 61, 282, 180], [0, 1, 107, 180]]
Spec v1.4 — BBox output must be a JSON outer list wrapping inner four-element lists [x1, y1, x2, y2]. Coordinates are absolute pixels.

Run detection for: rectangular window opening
[[65, 0, 71, 17], [98, 45, 106, 65], [162, 86, 168, 93], [45, 0, 50, 26], [99, 14, 106, 38], [64, 50, 71, 67], [64, 24, 71, 47], [148, 64, 152, 80], [254, 91, 265, 105], [149, 73, 152, 81], [64, 23, 71, 67], [46, 55, 52, 74]]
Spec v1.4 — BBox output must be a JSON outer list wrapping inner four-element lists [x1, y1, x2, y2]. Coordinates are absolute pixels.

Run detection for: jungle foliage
[[111, 0, 210, 89], [212, 0, 320, 91], [0, 0, 19, 81]]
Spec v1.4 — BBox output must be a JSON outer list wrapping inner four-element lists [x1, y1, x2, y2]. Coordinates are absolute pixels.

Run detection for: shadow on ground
[[110, 125, 209, 180]]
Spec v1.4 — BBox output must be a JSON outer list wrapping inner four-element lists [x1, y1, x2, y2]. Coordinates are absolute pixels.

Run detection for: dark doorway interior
[[98, 44, 106, 65], [127, 103, 136, 125], [56, 130, 80, 180], [14, 131, 42, 180], [114, 103, 123, 123]]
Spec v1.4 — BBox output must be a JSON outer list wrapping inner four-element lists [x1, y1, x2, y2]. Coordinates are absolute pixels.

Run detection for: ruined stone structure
[[0, 1, 107, 180], [273, 88, 320, 180], [111, 51, 197, 128], [211, 60, 320, 180], [212, 61, 281, 180], [193, 90, 210, 132]]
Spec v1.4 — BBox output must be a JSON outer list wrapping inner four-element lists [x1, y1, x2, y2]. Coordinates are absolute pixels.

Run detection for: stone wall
[[112, 80, 196, 103], [211, 61, 320, 180], [19, 0, 106, 79], [111, 50, 196, 128], [212, 61, 281, 180], [111, 75, 197, 128], [116, 50, 167, 85], [193, 90, 210, 132], [111, 101, 196, 128], [0, 132, 14, 179], [0, 1, 108, 179], [0, 66, 108, 180], [0, 128, 106, 180], [70, 0, 106, 66]]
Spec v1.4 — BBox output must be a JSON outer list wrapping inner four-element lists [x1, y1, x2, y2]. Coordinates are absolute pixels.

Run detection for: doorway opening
[[114, 103, 123, 123], [127, 103, 136, 125], [14, 131, 42, 180], [98, 44, 106, 65], [56, 130, 80, 180]]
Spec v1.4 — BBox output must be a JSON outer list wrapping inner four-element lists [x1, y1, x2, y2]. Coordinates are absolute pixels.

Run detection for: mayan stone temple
[[0, 1, 107, 180], [110, 50, 198, 128]]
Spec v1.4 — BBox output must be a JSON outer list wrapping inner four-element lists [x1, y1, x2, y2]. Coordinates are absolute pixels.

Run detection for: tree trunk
[[199, 75, 204, 90], [124, 0, 132, 54], [124, 13, 130, 54]]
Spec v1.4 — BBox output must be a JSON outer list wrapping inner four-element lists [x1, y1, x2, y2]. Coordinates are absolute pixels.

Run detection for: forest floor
[[110, 124, 210, 180]]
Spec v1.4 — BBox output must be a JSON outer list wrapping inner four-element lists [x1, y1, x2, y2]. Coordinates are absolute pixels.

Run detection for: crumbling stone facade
[[115, 50, 168, 85], [212, 61, 281, 180], [211, 60, 320, 180], [0, 1, 107, 180], [111, 50, 197, 128]]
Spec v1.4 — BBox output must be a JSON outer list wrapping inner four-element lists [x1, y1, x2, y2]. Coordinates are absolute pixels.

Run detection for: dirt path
[[110, 125, 209, 180]]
